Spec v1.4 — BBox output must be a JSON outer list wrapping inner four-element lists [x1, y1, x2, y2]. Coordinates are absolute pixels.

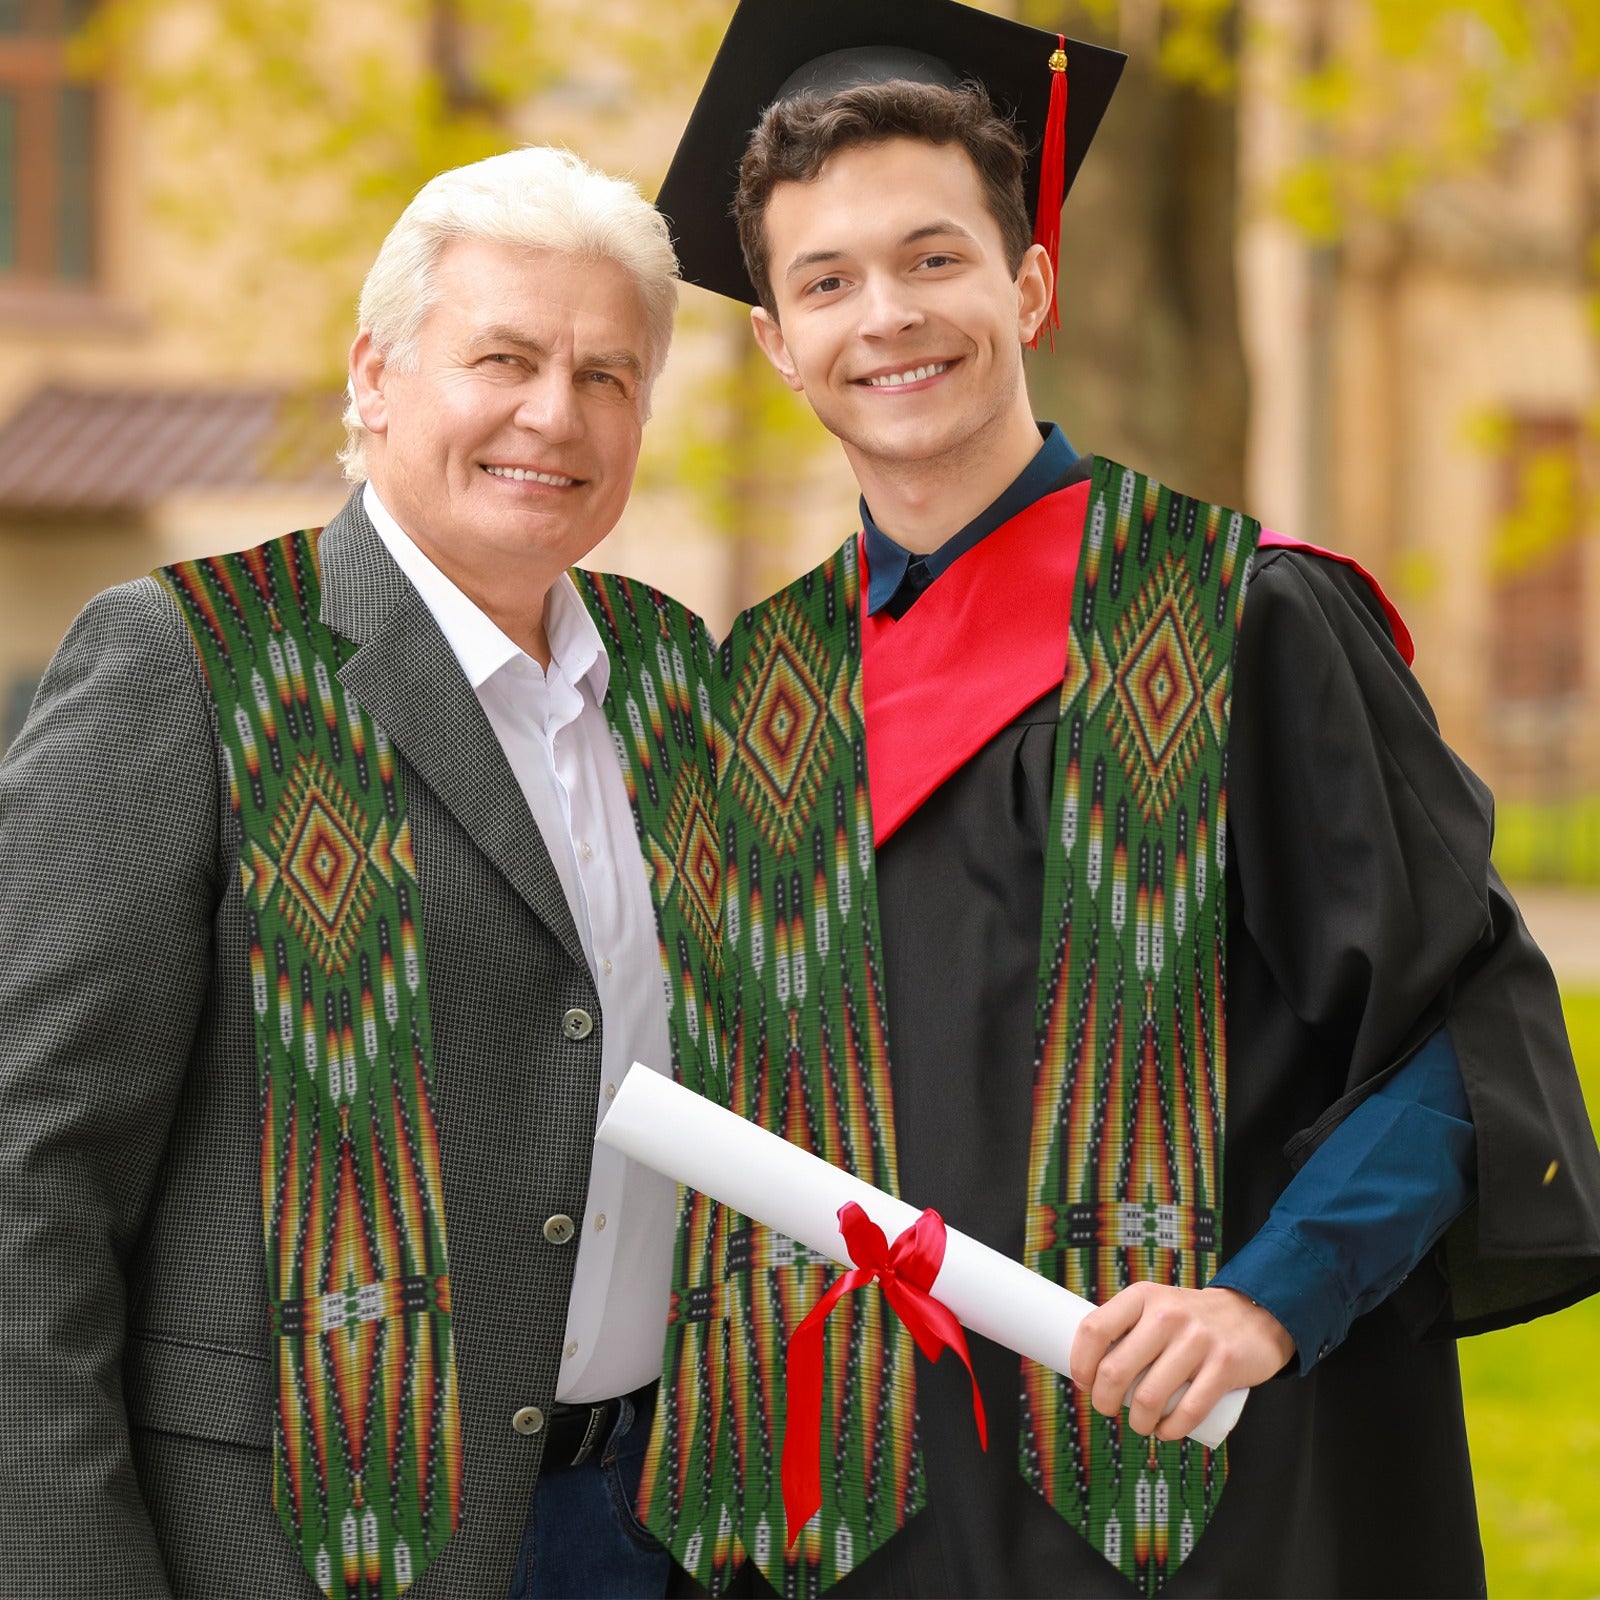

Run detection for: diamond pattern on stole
[[272, 752, 379, 974], [727, 592, 836, 857], [664, 764, 725, 964], [159, 533, 461, 1599], [1106, 553, 1213, 827]]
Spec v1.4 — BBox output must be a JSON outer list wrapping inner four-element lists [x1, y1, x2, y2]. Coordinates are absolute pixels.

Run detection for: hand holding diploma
[[597, 1062, 1248, 1533], [1072, 1280, 1294, 1443]]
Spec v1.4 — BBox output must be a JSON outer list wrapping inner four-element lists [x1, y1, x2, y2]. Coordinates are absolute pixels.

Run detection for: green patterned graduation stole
[[624, 546, 918, 1598], [159, 532, 461, 1599], [1021, 460, 1258, 1593], [717, 555, 920, 1599], [569, 573, 751, 1579]]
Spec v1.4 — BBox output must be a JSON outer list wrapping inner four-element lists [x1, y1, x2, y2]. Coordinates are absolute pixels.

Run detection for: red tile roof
[[0, 386, 347, 512]]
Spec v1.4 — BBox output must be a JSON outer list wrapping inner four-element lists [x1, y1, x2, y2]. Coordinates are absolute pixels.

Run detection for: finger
[[1088, 1314, 1171, 1423], [1152, 1354, 1231, 1444], [1125, 1330, 1206, 1437], [1070, 1284, 1149, 1389]]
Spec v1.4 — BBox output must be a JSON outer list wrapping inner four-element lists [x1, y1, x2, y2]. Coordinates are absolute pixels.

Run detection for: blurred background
[[0, 0, 1596, 1589]]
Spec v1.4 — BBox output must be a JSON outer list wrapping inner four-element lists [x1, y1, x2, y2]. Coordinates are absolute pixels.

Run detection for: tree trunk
[[1027, 14, 1251, 510]]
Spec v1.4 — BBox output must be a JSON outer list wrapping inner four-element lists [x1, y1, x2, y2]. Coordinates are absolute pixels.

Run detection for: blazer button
[[511, 1405, 545, 1436], [561, 1007, 594, 1041], [544, 1214, 576, 1246]]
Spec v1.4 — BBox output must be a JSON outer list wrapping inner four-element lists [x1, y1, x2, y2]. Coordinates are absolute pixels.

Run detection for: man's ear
[[751, 305, 804, 393], [1015, 243, 1054, 346], [349, 330, 390, 435]]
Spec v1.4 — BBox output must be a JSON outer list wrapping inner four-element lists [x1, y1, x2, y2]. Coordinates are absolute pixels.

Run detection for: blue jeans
[[508, 1388, 671, 1599]]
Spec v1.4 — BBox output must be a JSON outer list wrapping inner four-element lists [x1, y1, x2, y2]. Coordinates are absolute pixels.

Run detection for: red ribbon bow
[[781, 1202, 988, 1545]]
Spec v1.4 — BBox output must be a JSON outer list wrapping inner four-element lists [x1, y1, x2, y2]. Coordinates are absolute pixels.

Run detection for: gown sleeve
[[1226, 547, 1600, 1336]]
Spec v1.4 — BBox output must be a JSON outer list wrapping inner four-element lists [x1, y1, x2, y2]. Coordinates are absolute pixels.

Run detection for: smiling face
[[352, 236, 652, 601], [750, 136, 1051, 484]]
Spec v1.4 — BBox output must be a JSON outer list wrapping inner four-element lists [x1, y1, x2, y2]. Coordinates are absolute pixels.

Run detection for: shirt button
[[543, 1214, 576, 1246], [581, 841, 594, 859], [564, 1340, 579, 1360], [594, 1213, 607, 1232], [561, 1007, 593, 1041], [602, 958, 613, 976], [511, 1405, 545, 1436], [603, 1083, 617, 1101]]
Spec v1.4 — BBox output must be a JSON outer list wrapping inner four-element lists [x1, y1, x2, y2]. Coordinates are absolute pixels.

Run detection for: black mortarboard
[[657, 0, 1126, 316]]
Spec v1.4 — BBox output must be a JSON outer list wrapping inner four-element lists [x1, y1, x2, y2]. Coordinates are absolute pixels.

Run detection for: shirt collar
[[862, 422, 1078, 616], [362, 481, 609, 701]]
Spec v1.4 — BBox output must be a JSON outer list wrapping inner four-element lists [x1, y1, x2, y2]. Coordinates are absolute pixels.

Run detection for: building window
[[0, 0, 97, 284], [1489, 416, 1589, 706]]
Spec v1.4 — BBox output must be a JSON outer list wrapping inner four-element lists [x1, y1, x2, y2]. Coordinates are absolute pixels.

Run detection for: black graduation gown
[[694, 542, 1600, 1599]]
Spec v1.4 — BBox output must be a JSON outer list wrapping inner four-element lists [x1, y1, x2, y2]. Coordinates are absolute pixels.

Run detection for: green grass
[[1492, 799, 1600, 888], [1459, 990, 1600, 1597]]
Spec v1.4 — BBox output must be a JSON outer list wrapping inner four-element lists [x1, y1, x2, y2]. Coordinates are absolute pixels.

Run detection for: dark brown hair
[[735, 79, 1032, 315]]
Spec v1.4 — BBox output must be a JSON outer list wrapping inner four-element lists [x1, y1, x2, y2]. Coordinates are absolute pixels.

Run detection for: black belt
[[544, 1380, 657, 1469]]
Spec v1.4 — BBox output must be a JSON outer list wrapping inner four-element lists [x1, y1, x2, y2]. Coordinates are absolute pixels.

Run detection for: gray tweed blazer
[[0, 494, 629, 1597]]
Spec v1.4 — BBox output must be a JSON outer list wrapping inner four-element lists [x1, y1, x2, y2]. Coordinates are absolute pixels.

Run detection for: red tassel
[[1029, 37, 1070, 352]]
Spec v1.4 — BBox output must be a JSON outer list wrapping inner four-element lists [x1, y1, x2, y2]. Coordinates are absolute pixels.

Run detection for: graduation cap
[[657, 0, 1127, 339]]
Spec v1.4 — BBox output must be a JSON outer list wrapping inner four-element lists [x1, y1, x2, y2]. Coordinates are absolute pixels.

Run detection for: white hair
[[340, 145, 679, 482]]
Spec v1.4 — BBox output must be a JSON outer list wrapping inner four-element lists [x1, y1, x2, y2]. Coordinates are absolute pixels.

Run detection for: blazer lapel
[[317, 492, 589, 974]]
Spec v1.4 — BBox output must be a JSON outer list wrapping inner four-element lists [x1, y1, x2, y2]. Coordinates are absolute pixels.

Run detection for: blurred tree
[[1017, 0, 1251, 508], [639, 304, 840, 622], [1011, 0, 1600, 541], [74, 0, 723, 355], [1270, 2, 1600, 246]]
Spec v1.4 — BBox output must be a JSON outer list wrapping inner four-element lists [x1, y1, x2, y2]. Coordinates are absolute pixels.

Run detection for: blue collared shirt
[[862, 422, 1477, 1369], [863, 424, 1079, 616]]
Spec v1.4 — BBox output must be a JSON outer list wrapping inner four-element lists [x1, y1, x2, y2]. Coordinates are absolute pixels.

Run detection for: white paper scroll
[[597, 1062, 1245, 1449]]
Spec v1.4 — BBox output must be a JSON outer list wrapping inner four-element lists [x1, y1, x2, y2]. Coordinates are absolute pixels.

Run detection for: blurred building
[[0, 0, 852, 752], [1239, 0, 1600, 833], [0, 0, 349, 745], [4, 0, 1598, 847]]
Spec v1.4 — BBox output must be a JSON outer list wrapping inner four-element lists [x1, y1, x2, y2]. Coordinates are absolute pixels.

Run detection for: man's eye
[[810, 275, 844, 295], [585, 371, 624, 388], [918, 254, 956, 270]]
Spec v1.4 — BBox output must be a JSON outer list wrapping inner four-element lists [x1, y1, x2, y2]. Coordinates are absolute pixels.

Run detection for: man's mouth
[[858, 361, 952, 389], [482, 465, 581, 487]]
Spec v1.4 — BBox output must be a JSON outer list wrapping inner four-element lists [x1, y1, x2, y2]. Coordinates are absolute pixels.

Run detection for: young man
[[0, 147, 715, 1599], [639, 2, 1600, 1595]]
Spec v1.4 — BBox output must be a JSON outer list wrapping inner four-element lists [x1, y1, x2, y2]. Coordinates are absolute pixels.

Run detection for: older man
[[0, 147, 715, 1599]]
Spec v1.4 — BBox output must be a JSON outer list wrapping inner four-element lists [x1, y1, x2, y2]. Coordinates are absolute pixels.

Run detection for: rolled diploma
[[598, 1062, 1245, 1449]]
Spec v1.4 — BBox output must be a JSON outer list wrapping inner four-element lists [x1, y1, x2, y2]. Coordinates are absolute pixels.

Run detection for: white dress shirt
[[364, 483, 676, 1403]]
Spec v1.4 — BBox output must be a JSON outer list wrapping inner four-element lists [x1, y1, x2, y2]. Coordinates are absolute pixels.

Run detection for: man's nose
[[856, 274, 924, 340], [514, 371, 583, 441]]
